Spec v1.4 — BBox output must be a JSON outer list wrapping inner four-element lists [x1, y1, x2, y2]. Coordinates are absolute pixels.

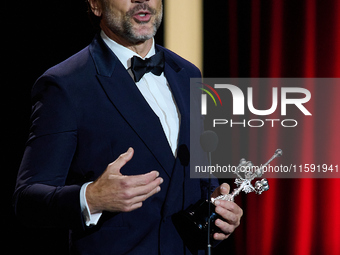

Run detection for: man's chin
[[131, 28, 155, 40]]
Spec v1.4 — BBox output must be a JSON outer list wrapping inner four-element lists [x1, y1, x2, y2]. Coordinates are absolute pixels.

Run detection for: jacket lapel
[[157, 45, 191, 149], [166, 69, 190, 149], [89, 35, 174, 177], [157, 46, 194, 217]]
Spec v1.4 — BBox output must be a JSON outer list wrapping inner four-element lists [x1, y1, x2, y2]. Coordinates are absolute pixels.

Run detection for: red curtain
[[225, 0, 340, 254]]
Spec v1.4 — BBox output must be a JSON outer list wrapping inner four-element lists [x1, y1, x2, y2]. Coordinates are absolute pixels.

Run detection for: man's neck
[[101, 26, 153, 58]]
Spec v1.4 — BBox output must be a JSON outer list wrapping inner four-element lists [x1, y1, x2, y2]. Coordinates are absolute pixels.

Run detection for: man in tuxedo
[[14, 0, 243, 254]]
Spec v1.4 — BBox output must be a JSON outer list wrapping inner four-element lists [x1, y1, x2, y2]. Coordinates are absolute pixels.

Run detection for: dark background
[[3, 0, 232, 254], [4, 1, 95, 254], [5, 0, 340, 254]]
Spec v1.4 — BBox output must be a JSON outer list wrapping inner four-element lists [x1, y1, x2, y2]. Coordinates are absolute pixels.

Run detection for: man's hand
[[86, 147, 163, 214], [211, 183, 243, 241]]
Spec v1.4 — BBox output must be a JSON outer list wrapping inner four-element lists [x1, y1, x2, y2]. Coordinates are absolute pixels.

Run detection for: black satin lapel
[[160, 63, 192, 217], [164, 62, 190, 151]]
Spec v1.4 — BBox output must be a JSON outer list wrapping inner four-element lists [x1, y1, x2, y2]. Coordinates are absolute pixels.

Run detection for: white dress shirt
[[80, 31, 180, 226]]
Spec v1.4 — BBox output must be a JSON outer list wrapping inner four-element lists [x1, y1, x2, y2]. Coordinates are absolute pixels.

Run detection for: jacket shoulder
[[43, 46, 94, 80], [156, 45, 202, 77], [31, 45, 97, 99]]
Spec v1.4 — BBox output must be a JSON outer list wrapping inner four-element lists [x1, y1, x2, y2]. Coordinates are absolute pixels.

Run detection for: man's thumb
[[109, 147, 134, 175]]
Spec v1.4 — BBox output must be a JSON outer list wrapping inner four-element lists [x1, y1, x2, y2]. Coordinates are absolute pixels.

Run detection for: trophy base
[[172, 199, 222, 249]]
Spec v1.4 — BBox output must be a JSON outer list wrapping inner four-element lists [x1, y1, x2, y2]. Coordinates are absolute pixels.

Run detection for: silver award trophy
[[173, 149, 283, 249], [212, 148, 283, 203]]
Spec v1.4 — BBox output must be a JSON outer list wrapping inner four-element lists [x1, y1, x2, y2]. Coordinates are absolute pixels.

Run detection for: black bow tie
[[130, 51, 165, 82]]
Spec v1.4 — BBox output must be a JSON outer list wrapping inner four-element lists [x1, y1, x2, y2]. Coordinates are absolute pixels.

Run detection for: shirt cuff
[[80, 182, 102, 227]]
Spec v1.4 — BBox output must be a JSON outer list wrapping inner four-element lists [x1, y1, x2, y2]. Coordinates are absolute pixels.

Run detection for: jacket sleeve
[[13, 74, 84, 230]]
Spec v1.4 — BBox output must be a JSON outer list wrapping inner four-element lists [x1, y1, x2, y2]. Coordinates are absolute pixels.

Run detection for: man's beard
[[102, 3, 163, 44]]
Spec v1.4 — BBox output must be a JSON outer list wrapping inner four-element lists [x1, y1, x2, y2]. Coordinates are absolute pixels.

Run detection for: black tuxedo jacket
[[14, 34, 217, 254]]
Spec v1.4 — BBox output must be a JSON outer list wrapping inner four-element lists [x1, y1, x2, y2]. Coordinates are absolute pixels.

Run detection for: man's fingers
[[215, 200, 243, 216], [88, 147, 165, 213], [108, 147, 134, 175], [215, 218, 235, 235], [215, 206, 240, 225], [211, 183, 230, 198], [213, 200, 243, 240], [215, 200, 243, 224], [213, 232, 230, 241], [219, 183, 230, 195], [121, 201, 143, 212], [133, 175, 163, 195], [121, 175, 163, 200], [119, 178, 163, 212], [131, 171, 160, 186], [107, 147, 161, 188], [119, 170, 161, 189], [130, 184, 162, 205]]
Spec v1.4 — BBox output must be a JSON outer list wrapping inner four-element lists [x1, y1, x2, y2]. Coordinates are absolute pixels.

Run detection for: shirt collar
[[100, 30, 156, 70]]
